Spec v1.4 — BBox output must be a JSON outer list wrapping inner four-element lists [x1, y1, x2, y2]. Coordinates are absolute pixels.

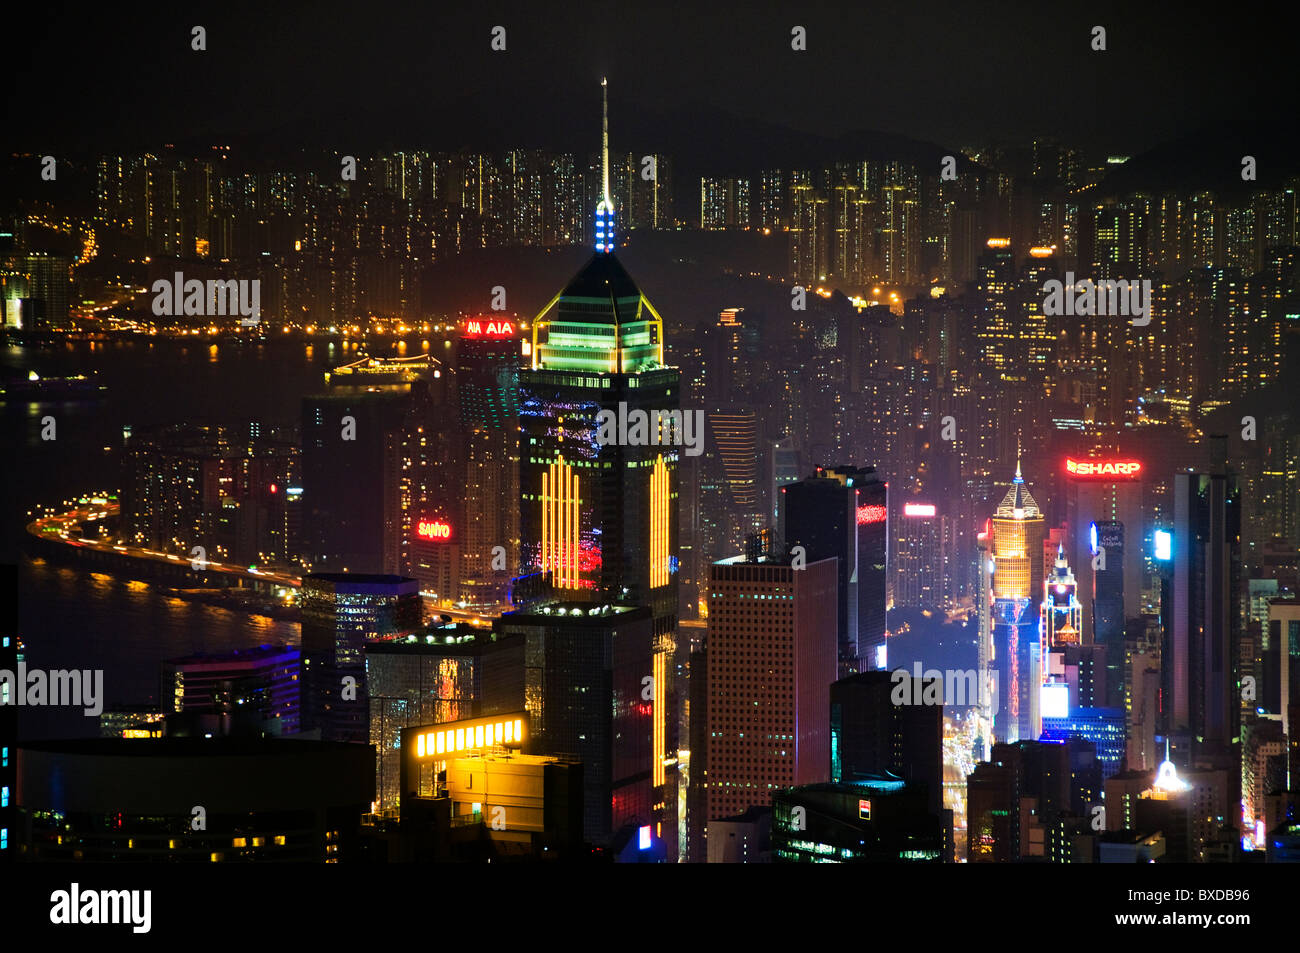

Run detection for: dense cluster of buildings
[[5, 87, 1300, 865]]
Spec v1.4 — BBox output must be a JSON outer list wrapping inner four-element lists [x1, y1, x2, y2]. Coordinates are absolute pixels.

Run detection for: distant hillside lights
[[151, 272, 261, 326], [1042, 274, 1151, 326], [596, 402, 704, 457]]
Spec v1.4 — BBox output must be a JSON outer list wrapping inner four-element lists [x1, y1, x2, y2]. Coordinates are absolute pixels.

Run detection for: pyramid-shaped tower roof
[[995, 458, 1041, 518]]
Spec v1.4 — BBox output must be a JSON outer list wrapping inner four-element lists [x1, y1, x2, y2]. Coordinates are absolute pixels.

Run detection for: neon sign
[[463, 319, 516, 338], [857, 505, 887, 525], [1065, 458, 1142, 479], [903, 503, 936, 517], [416, 519, 452, 540]]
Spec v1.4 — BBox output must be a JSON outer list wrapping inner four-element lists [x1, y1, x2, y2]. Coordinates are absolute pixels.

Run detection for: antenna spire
[[601, 77, 611, 207], [594, 78, 615, 253]]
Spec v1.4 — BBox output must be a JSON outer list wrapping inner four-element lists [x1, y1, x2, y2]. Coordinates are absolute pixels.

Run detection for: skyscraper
[[519, 82, 679, 631], [991, 459, 1045, 742], [517, 80, 680, 852], [1160, 438, 1242, 829], [454, 315, 522, 605], [705, 553, 838, 827], [781, 465, 887, 675]]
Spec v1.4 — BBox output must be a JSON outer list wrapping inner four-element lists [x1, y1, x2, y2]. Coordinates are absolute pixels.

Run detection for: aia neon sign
[[1065, 458, 1142, 479], [416, 519, 452, 540], [463, 319, 515, 338], [857, 504, 887, 525]]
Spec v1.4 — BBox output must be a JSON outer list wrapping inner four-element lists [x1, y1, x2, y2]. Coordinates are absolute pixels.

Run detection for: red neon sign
[[857, 504, 887, 525], [416, 519, 452, 541], [462, 319, 516, 338], [1065, 458, 1142, 479], [903, 503, 937, 517]]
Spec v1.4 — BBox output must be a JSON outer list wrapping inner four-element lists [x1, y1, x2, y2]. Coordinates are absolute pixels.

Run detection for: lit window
[[417, 734, 425, 757], [514, 719, 522, 741], [436, 731, 445, 754], [456, 729, 465, 751], [475, 725, 484, 747]]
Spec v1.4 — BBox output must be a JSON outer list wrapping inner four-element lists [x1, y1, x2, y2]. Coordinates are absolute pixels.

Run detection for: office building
[[300, 573, 422, 743], [830, 670, 943, 815], [991, 461, 1046, 742], [780, 465, 888, 674], [454, 316, 523, 605], [704, 552, 838, 827], [1160, 439, 1242, 824], [493, 603, 657, 847]]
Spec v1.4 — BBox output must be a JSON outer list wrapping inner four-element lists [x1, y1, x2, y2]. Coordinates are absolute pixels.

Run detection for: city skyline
[[2, 10, 1298, 932]]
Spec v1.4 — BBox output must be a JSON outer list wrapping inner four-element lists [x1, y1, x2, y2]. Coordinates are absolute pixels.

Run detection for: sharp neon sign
[[416, 519, 452, 540], [1065, 458, 1142, 479], [463, 319, 515, 338], [857, 505, 887, 525]]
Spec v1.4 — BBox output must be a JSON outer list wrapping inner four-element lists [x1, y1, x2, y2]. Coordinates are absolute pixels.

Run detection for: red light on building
[[1065, 458, 1142, 479], [857, 505, 887, 525], [903, 503, 936, 517], [416, 519, 452, 540], [462, 319, 516, 338]]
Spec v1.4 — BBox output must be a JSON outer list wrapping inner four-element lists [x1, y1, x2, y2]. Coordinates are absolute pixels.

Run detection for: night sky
[[10, 1, 1292, 158]]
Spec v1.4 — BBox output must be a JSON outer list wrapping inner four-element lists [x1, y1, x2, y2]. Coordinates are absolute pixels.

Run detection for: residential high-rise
[[781, 465, 888, 674], [704, 552, 838, 829]]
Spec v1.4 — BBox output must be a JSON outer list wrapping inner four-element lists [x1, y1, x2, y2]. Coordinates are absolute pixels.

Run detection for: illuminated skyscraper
[[454, 316, 522, 606], [518, 80, 680, 852], [991, 459, 1045, 743]]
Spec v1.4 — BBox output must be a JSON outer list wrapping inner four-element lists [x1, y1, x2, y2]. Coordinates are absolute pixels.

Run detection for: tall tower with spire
[[990, 457, 1046, 743], [516, 81, 681, 852]]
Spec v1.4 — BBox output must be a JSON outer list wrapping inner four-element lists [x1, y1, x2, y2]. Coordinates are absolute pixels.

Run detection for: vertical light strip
[[650, 455, 669, 588], [541, 468, 550, 583], [542, 455, 582, 589], [653, 650, 666, 787]]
